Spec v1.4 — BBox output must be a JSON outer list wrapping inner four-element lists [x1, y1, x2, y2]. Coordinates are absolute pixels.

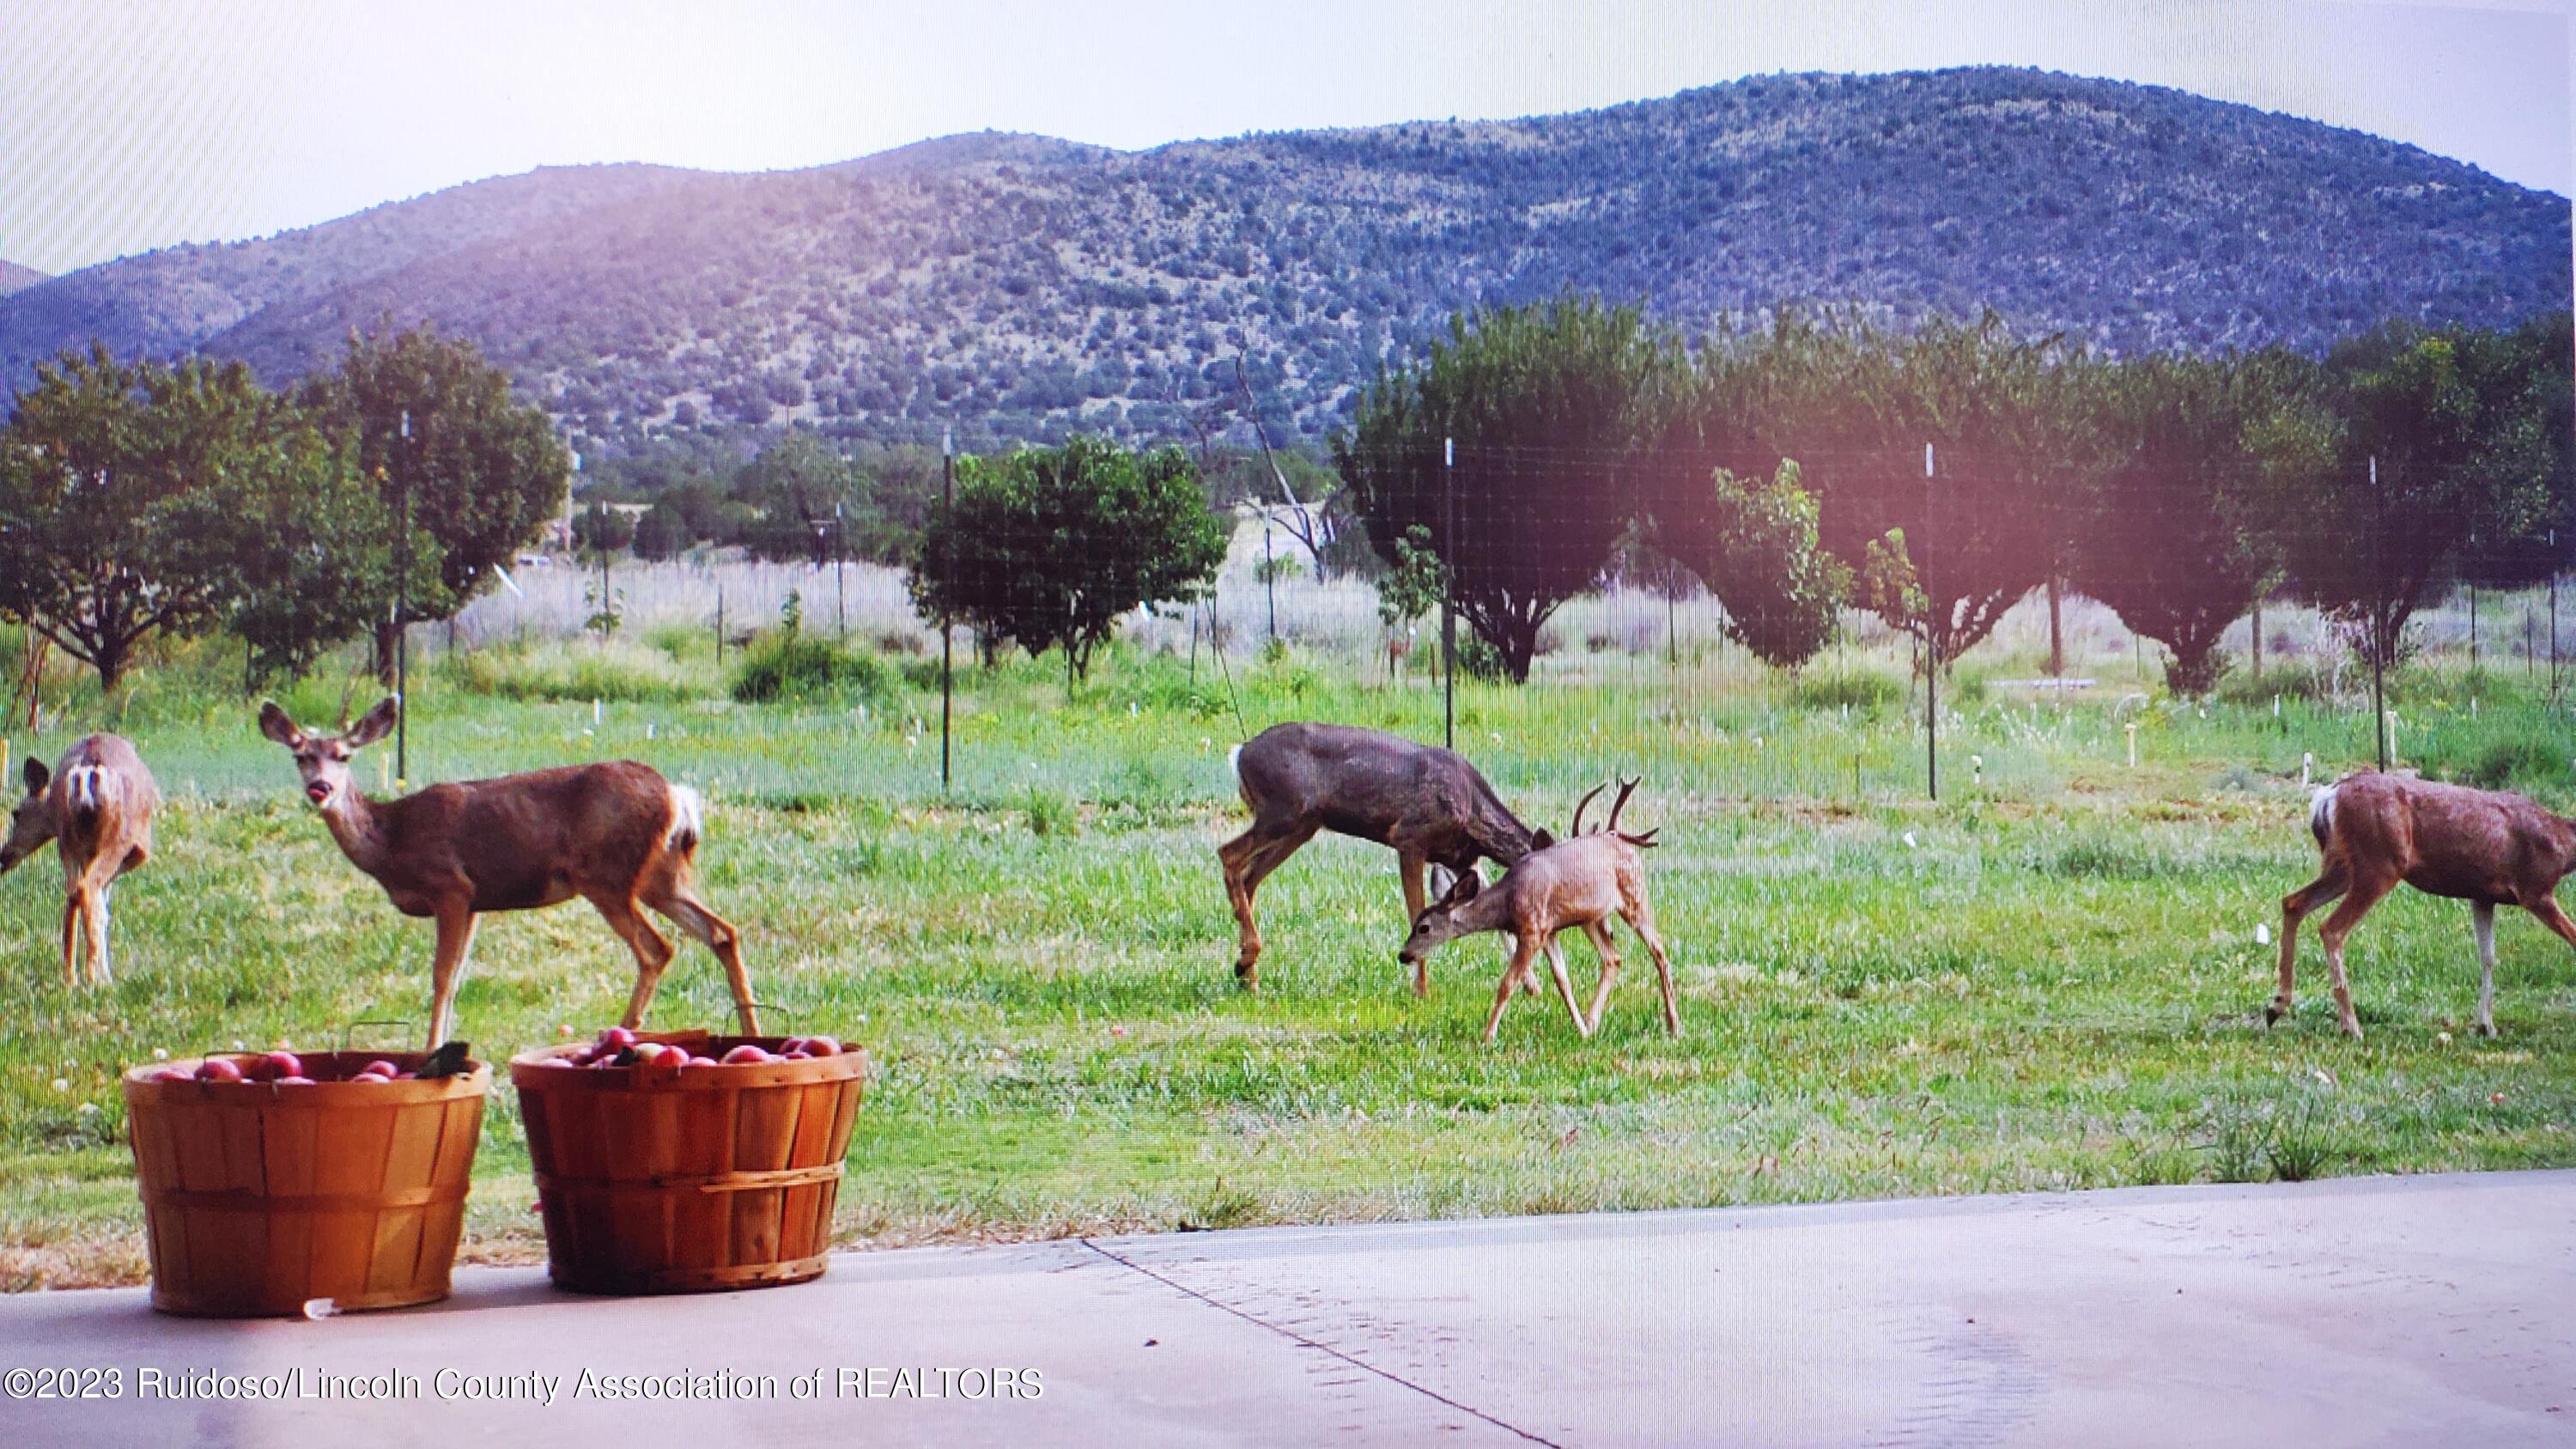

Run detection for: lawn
[[3, 624, 2573, 1289]]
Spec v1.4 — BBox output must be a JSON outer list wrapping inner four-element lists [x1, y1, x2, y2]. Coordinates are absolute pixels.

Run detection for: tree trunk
[[2250, 597, 2263, 682], [94, 640, 126, 696], [2046, 575, 2064, 678], [372, 619, 401, 687]]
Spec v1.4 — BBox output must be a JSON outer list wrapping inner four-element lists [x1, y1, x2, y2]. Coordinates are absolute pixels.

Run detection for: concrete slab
[[1, 1172, 2569, 1446]]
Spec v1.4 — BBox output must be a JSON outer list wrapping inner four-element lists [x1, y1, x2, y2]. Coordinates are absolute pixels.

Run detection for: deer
[[1396, 777, 1679, 1043], [2275, 770, 2576, 1040], [258, 698, 758, 1048], [1220, 721, 1554, 993], [2, 735, 158, 987]]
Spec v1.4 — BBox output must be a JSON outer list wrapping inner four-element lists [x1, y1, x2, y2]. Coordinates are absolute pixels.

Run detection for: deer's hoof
[[2263, 1002, 2287, 1026], [1233, 961, 1259, 991], [2338, 1020, 2366, 1042], [2476, 1020, 2499, 1038]]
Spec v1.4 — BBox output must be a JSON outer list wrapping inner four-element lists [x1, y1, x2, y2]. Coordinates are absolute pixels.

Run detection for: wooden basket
[[123, 1051, 490, 1317], [509, 1032, 866, 1294]]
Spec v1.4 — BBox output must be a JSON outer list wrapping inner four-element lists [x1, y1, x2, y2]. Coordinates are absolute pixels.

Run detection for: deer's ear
[[21, 757, 48, 795], [1530, 828, 1556, 850], [346, 697, 400, 749], [258, 702, 303, 747], [1445, 866, 1482, 904]]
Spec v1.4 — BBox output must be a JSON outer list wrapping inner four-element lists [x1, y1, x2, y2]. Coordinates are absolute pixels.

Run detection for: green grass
[[3, 639, 2573, 1288]]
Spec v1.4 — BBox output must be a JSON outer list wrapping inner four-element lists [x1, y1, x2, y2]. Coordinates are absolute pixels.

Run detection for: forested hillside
[[3, 67, 2564, 460]]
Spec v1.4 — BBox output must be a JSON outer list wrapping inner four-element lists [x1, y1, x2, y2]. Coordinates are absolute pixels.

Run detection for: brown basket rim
[[123, 1052, 491, 1102], [509, 1034, 866, 1093]]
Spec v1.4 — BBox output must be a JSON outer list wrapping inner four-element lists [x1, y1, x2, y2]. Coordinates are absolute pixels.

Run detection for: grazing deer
[[258, 698, 758, 1047], [2, 735, 158, 987], [2275, 770, 2576, 1040], [1220, 721, 1554, 992], [1397, 777, 1679, 1043]]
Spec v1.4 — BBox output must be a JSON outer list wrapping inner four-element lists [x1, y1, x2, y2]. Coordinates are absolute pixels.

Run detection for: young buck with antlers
[[2275, 770, 2576, 1040], [259, 699, 758, 1047], [1221, 721, 1554, 993], [3, 735, 158, 987], [1397, 777, 1679, 1043]]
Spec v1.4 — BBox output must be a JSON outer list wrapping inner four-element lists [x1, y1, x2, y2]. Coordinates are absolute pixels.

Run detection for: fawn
[[3, 735, 158, 986]]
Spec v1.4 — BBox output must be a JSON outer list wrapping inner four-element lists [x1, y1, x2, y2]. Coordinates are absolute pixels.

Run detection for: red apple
[[597, 1026, 637, 1050], [801, 1036, 841, 1058], [690, 1056, 719, 1068], [351, 1072, 392, 1084], [720, 1044, 772, 1065], [780, 1037, 808, 1055], [263, 1050, 303, 1081], [361, 1059, 400, 1079], [148, 1067, 191, 1083], [196, 1057, 244, 1083], [277, 1075, 316, 1086], [782, 1050, 812, 1061]]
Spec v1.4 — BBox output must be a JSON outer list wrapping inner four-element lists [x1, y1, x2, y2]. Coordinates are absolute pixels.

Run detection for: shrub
[[2450, 736, 2574, 796], [446, 642, 706, 703], [1790, 667, 1904, 712], [728, 633, 890, 703]]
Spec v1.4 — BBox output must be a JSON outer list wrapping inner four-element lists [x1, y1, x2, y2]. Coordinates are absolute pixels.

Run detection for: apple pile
[[544, 1026, 844, 1071], [142, 1051, 424, 1085]]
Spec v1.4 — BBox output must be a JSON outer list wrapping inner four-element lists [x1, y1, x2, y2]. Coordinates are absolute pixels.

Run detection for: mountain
[[2, 67, 2565, 457], [0, 259, 46, 296]]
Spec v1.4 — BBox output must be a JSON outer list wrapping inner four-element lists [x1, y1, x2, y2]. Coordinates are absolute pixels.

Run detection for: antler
[[1570, 781, 1607, 837], [1619, 827, 1661, 849], [1605, 776, 1642, 834]]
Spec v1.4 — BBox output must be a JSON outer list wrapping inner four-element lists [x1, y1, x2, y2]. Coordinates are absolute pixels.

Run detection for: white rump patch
[[2309, 783, 2336, 839], [63, 765, 113, 813], [1227, 744, 1243, 783], [666, 784, 705, 849]]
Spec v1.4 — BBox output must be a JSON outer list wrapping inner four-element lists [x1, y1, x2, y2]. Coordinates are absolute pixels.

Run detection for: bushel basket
[[123, 1050, 491, 1317], [510, 1031, 866, 1294]]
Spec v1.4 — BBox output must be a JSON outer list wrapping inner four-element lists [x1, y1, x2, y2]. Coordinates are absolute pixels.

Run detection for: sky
[[3, 0, 2569, 277]]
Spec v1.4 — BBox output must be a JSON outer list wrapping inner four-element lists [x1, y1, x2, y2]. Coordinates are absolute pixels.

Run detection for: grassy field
[[3, 613, 2575, 1290]]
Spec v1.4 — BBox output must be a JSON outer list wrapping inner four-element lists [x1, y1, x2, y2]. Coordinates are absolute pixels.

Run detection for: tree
[[222, 409, 420, 685], [2284, 316, 2570, 673], [300, 324, 570, 681], [1719, 312, 2099, 668], [908, 435, 1226, 680], [631, 499, 694, 561], [0, 347, 285, 690], [2071, 350, 2330, 696], [572, 501, 636, 554], [735, 433, 873, 563], [1336, 297, 1686, 681], [1667, 460, 1851, 670]]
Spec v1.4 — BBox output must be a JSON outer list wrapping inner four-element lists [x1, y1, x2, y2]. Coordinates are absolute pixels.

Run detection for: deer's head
[[1397, 867, 1483, 967], [0, 756, 56, 875], [259, 698, 398, 812]]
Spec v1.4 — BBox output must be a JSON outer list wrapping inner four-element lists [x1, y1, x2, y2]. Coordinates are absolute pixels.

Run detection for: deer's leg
[[649, 884, 759, 1035], [1581, 919, 1623, 1035], [1624, 897, 1682, 1038], [596, 895, 677, 1031], [2317, 872, 2396, 1041], [88, 877, 114, 985], [1398, 849, 1431, 997], [2527, 894, 2576, 954], [2471, 901, 2499, 1038], [58, 892, 81, 989], [1542, 935, 1590, 1039], [425, 904, 480, 1049], [1484, 935, 1541, 1044], [2271, 865, 2348, 1026], [1219, 819, 1315, 990]]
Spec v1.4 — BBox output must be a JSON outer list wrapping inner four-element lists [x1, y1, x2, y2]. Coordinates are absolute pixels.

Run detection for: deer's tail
[[62, 764, 112, 821], [1227, 744, 1246, 803], [2308, 782, 2337, 849], [666, 783, 706, 855]]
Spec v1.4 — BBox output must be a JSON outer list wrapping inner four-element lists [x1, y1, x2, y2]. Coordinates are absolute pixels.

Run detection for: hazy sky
[[3, 0, 2568, 276]]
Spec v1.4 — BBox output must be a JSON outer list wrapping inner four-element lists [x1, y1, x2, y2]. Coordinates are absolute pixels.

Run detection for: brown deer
[[2275, 770, 2576, 1040], [1221, 721, 1554, 993], [258, 698, 758, 1047], [2, 735, 158, 987], [1397, 777, 1679, 1043]]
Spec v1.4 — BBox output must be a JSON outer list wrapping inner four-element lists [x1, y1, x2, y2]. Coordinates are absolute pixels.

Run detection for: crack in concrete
[[1078, 1238, 1564, 1447]]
